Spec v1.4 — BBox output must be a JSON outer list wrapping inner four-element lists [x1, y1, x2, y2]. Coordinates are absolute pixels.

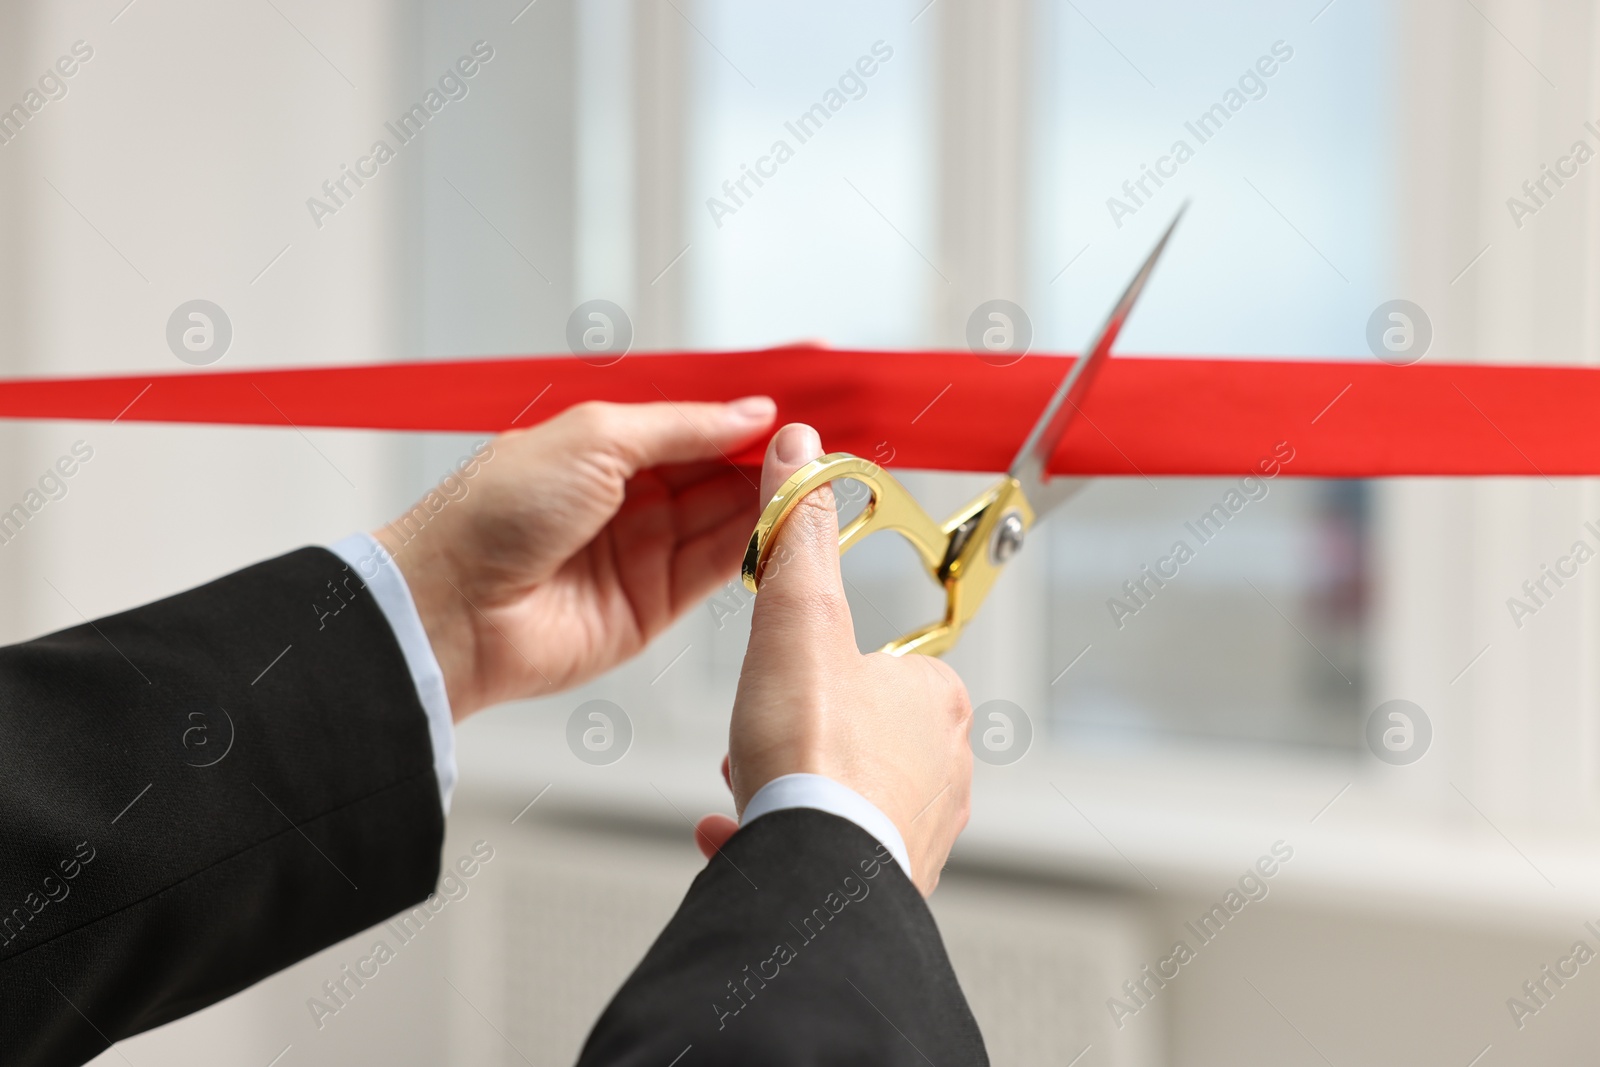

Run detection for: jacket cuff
[[330, 532, 457, 814], [741, 773, 911, 877]]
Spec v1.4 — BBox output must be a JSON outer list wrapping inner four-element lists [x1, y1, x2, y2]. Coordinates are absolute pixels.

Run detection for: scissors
[[740, 205, 1186, 656]]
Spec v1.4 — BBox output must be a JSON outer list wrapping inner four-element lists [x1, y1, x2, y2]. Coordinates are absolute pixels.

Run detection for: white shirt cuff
[[329, 532, 458, 815], [740, 773, 911, 877]]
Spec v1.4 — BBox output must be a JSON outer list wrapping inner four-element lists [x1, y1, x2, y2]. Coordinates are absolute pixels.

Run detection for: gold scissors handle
[[741, 453, 1035, 657]]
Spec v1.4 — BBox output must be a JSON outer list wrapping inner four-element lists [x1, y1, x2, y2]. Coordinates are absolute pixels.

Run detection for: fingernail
[[729, 395, 776, 422], [775, 423, 821, 465]]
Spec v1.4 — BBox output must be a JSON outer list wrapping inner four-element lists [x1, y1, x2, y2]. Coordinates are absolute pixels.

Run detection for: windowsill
[[458, 708, 1600, 935], [957, 743, 1600, 935]]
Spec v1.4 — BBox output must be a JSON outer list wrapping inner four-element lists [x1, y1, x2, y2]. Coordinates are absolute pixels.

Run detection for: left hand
[[376, 397, 776, 719]]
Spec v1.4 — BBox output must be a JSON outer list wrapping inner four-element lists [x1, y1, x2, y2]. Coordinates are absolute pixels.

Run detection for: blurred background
[[1, 0, 1598, 1063]]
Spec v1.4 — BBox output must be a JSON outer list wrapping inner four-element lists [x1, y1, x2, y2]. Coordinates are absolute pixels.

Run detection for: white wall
[[0, 0, 421, 646]]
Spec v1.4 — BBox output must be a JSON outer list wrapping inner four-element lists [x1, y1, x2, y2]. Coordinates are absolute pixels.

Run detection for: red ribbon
[[0, 347, 1592, 477]]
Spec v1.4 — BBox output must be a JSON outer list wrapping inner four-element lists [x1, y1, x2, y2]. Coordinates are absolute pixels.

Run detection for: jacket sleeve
[[0, 547, 445, 1067], [576, 808, 989, 1066]]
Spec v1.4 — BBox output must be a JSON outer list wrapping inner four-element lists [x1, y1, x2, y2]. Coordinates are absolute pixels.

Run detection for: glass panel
[[1029, 0, 1393, 749], [686, 0, 933, 349]]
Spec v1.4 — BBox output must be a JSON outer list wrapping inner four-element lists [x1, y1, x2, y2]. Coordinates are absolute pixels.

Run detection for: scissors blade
[[1009, 202, 1187, 516]]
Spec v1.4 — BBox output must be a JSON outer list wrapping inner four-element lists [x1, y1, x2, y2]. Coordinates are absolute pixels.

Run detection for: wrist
[[372, 523, 484, 720]]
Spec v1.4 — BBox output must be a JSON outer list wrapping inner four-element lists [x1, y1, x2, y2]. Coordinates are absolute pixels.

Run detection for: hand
[[694, 423, 974, 895], [376, 398, 777, 719]]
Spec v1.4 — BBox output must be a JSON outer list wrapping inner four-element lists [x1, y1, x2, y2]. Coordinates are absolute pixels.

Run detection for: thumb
[[563, 397, 776, 474], [747, 423, 853, 648]]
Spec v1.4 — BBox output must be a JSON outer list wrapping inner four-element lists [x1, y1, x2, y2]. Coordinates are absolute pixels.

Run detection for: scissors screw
[[991, 511, 1025, 564]]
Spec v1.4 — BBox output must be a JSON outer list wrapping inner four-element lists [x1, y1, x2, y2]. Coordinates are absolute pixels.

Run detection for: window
[[539, 0, 1399, 771]]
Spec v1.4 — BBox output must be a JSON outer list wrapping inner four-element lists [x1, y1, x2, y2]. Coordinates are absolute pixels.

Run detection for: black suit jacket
[[0, 549, 986, 1066]]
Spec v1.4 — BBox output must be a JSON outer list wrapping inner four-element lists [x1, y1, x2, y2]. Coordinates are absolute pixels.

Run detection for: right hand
[[696, 423, 974, 895]]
